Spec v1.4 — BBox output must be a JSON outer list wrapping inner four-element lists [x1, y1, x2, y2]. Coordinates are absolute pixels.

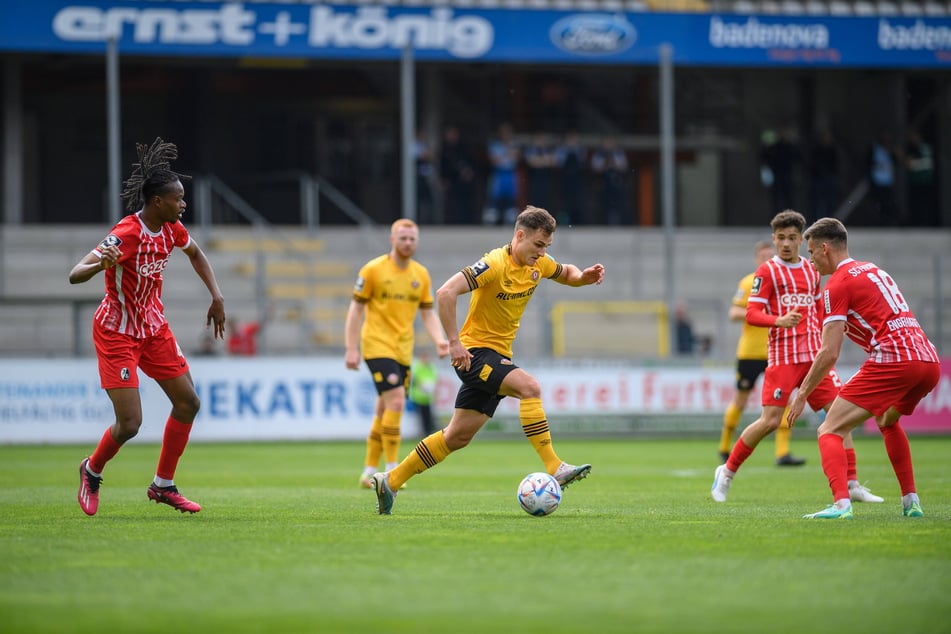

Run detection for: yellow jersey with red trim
[[459, 244, 563, 358], [733, 271, 768, 360], [352, 254, 434, 365]]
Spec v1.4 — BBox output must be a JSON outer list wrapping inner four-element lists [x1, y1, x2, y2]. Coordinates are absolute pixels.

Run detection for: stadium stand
[[1, 225, 948, 361]]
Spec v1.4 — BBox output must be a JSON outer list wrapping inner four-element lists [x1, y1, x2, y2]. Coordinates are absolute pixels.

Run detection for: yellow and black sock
[[520, 397, 561, 474], [381, 408, 403, 467], [363, 415, 383, 470], [389, 430, 451, 489]]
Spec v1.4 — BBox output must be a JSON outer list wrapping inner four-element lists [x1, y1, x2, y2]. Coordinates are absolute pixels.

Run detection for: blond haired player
[[345, 219, 449, 489], [718, 240, 805, 467], [370, 206, 605, 514]]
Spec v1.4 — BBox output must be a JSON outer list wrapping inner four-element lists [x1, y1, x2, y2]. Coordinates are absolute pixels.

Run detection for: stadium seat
[[899, 0, 925, 14]]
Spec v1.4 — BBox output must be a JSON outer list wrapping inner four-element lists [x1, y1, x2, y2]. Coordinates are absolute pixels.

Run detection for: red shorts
[[838, 360, 940, 417], [93, 321, 189, 389], [762, 362, 842, 410]]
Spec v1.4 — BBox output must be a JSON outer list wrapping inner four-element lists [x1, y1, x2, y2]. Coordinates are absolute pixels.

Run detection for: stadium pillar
[[401, 44, 416, 221]]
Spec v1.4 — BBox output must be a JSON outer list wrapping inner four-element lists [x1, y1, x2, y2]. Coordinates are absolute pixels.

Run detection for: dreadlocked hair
[[120, 137, 192, 211]]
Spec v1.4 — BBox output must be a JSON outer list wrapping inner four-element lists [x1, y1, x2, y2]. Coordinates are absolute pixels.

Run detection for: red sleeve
[[746, 301, 777, 327]]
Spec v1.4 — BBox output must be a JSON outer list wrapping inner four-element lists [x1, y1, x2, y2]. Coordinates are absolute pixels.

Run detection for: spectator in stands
[[867, 128, 899, 226], [905, 127, 936, 226], [227, 315, 262, 356], [674, 301, 696, 355], [194, 331, 221, 357], [439, 124, 477, 225], [760, 125, 801, 214], [483, 122, 520, 225], [345, 218, 449, 490], [809, 128, 840, 221], [590, 136, 630, 225], [72, 137, 226, 517], [414, 130, 436, 224], [522, 132, 557, 210], [554, 129, 587, 225]]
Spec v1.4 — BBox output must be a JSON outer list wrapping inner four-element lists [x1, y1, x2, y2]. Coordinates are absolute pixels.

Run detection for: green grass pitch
[[1, 436, 949, 633]]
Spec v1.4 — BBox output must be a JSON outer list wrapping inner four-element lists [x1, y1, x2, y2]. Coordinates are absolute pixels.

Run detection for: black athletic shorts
[[735, 358, 767, 391], [453, 347, 520, 417], [365, 357, 410, 394]]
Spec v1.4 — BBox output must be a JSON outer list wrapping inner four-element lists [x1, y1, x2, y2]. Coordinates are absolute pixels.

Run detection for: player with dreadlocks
[[70, 138, 226, 516]]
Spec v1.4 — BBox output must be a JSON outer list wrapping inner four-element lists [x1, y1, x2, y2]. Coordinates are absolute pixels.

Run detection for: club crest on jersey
[[99, 234, 122, 249], [470, 260, 489, 277], [411, 280, 420, 289], [773, 388, 782, 400], [751, 276, 763, 295], [532, 271, 539, 281], [120, 367, 131, 381]]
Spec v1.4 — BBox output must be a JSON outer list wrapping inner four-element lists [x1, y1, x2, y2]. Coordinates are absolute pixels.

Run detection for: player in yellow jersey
[[345, 219, 449, 489], [718, 241, 806, 467], [370, 206, 605, 514]]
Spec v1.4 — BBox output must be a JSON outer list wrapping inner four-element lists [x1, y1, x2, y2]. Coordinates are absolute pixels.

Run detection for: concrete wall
[[2, 224, 948, 363]]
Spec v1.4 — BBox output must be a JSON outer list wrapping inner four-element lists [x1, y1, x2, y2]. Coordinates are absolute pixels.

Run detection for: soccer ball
[[517, 472, 562, 516]]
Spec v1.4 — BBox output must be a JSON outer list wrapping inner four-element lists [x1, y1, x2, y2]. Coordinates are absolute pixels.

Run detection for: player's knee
[[173, 393, 201, 421], [519, 377, 542, 400], [115, 416, 142, 441]]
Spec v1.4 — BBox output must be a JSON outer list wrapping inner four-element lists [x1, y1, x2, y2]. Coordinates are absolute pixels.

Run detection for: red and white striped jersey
[[822, 258, 939, 364], [749, 255, 822, 366], [90, 212, 191, 338]]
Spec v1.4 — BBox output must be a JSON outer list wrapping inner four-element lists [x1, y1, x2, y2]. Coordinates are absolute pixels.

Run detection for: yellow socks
[[381, 409, 403, 466], [719, 404, 742, 455], [520, 398, 561, 474], [389, 430, 451, 490], [774, 410, 792, 459], [363, 415, 383, 469]]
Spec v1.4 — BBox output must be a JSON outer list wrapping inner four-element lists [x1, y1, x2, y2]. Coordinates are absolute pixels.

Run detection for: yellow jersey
[[733, 271, 768, 360], [352, 254, 434, 365], [459, 244, 563, 358]]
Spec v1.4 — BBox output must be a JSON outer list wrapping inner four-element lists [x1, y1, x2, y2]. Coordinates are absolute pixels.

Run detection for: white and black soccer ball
[[516, 472, 562, 517]]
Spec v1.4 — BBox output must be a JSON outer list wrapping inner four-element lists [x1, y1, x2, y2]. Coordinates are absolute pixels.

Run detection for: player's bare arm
[[419, 307, 450, 358], [786, 320, 846, 426], [68, 244, 120, 285], [343, 300, 366, 370], [556, 262, 605, 287], [436, 272, 472, 371], [184, 242, 226, 339]]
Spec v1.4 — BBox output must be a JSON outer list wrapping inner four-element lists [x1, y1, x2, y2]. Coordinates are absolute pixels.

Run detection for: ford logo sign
[[549, 14, 636, 56]]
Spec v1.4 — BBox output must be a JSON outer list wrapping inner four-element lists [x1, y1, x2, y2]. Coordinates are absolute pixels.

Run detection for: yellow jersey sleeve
[[734, 272, 768, 360]]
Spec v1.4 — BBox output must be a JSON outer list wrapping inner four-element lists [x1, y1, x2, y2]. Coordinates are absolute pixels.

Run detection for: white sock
[[362, 466, 376, 477], [153, 476, 174, 487], [86, 463, 102, 478], [834, 498, 852, 510], [902, 492, 920, 507], [385, 462, 398, 472], [848, 480, 859, 489]]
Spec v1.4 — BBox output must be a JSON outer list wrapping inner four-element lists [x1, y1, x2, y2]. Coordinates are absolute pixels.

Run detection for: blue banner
[[3, 1, 950, 67]]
